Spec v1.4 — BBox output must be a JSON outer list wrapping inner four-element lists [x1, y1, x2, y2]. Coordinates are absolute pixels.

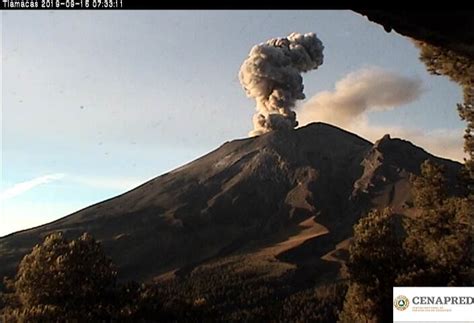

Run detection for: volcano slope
[[0, 123, 462, 296]]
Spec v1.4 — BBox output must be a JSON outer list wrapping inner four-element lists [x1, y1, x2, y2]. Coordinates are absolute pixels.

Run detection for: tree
[[1, 232, 118, 321], [400, 160, 472, 286], [411, 160, 447, 209], [0, 232, 200, 322], [339, 208, 403, 323], [458, 101, 474, 182], [415, 41, 474, 183], [414, 44, 473, 285], [340, 160, 472, 322]]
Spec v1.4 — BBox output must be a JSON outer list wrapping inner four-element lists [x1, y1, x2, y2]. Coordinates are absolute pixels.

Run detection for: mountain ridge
[[0, 122, 463, 283]]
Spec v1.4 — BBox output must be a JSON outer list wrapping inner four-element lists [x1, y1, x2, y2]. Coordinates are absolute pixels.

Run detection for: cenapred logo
[[394, 295, 410, 311], [394, 287, 474, 322]]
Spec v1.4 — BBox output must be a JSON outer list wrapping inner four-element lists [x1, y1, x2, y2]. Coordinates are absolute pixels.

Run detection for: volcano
[[0, 123, 462, 285]]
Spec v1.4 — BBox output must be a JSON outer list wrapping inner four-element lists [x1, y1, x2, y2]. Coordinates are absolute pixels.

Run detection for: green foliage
[[5, 231, 347, 322], [0, 232, 198, 322], [341, 160, 472, 322], [458, 101, 474, 180], [416, 41, 473, 96], [116, 281, 199, 322], [339, 208, 402, 323], [416, 41, 474, 181], [339, 282, 378, 323], [401, 160, 472, 286], [280, 283, 347, 322], [151, 264, 346, 322], [16, 232, 116, 309], [1, 232, 118, 321], [411, 160, 447, 209], [2, 163, 469, 323]]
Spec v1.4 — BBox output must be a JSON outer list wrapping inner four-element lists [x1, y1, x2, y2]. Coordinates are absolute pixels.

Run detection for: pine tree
[[400, 160, 472, 286], [0, 232, 198, 322], [1, 232, 118, 321], [340, 160, 472, 322], [339, 208, 403, 323], [416, 41, 474, 183]]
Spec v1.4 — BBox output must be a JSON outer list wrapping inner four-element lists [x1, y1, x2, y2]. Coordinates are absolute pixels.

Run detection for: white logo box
[[393, 287, 474, 322]]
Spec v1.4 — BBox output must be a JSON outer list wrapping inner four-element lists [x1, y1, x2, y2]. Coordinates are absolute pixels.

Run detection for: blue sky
[[1, 10, 465, 236]]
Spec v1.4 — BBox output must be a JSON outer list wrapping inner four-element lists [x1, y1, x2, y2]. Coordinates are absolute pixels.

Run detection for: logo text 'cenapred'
[[393, 287, 474, 322], [412, 296, 473, 305]]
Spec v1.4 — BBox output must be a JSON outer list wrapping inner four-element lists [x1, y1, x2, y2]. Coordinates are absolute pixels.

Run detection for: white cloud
[[298, 67, 465, 162], [298, 67, 423, 127], [0, 173, 65, 201], [0, 174, 150, 236], [0, 173, 147, 203]]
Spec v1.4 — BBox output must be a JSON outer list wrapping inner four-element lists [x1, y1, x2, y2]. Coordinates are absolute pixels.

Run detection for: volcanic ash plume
[[239, 32, 324, 136]]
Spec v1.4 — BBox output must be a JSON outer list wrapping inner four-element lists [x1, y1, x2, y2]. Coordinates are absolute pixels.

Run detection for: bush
[[0, 232, 201, 322], [1, 232, 118, 321]]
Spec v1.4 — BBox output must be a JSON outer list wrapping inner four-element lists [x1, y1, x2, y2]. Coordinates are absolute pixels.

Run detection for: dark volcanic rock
[[354, 10, 474, 59], [0, 123, 462, 282]]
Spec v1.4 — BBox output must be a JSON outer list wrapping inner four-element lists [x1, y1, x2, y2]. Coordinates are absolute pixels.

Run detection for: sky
[[1, 10, 465, 236]]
